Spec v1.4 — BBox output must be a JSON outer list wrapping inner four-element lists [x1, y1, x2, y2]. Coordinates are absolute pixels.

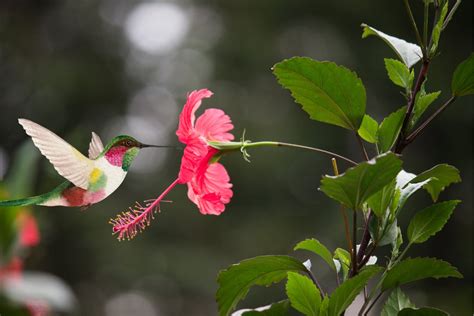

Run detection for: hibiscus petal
[[178, 137, 208, 184], [195, 108, 234, 142], [187, 162, 233, 215], [176, 89, 213, 143]]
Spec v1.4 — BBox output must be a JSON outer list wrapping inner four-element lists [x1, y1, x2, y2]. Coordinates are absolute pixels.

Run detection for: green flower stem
[[213, 141, 358, 165]]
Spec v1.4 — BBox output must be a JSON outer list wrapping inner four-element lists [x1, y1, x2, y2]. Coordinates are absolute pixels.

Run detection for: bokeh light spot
[[125, 3, 189, 54]]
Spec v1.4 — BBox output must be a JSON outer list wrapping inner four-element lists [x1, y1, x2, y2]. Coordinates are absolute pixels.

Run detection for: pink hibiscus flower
[[176, 89, 234, 215], [111, 89, 235, 240]]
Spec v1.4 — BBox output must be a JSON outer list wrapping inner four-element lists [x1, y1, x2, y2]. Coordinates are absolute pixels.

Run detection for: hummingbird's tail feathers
[[0, 195, 44, 207]]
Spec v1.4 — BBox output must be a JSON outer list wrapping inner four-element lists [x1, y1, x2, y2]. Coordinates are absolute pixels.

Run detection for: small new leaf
[[217, 255, 307, 316], [294, 239, 336, 271], [398, 307, 449, 316], [361, 24, 422, 68], [286, 272, 321, 316], [328, 266, 382, 316], [451, 53, 474, 96], [378, 107, 406, 153], [384, 58, 413, 90], [408, 200, 460, 244], [429, 2, 449, 56], [381, 288, 415, 316], [320, 153, 402, 210], [273, 57, 366, 130], [409, 164, 461, 201], [411, 90, 441, 128], [358, 114, 379, 143], [382, 257, 462, 291], [334, 248, 351, 281]]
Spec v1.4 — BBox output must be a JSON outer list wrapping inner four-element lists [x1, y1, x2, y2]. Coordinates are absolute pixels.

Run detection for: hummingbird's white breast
[[94, 157, 128, 196]]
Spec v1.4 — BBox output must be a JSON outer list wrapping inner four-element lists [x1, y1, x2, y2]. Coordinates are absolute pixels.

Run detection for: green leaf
[[286, 272, 321, 316], [451, 53, 474, 96], [409, 164, 461, 201], [411, 90, 441, 127], [273, 57, 366, 130], [319, 296, 329, 316], [320, 153, 403, 210], [378, 220, 399, 247], [333, 248, 351, 281], [395, 170, 432, 215], [407, 200, 460, 244], [294, 239, 336, 271], [382, 257, 462, 291], [361, 24, 422, 68], [217, 255, 307, 316], [384, 58, 413, 90], [367, 179, 396, 218], [240, 301, 290, 316], [358, 115, 379, 143], [398, 307, 449, 316], [328, 266, 382, 316], [391, 227, 403, 261], [378, 106, 406, 153], [381, 288, 415, 316], [429, 2, 449, 56]]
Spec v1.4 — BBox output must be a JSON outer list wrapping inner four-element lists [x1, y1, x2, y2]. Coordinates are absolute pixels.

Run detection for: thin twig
[[364, 292, 384, 315], [423, 0, 429, 48], [358, 243, 377, 270], [306, 269, 326, 296], [394, 60, 430, 154], [404, 96, 457, 146], [350, 210, 358, 277], [355, 133, 370, 161], [443, 0, 462, 30], [356, 212, 373, 265], [428, 0, 441, 49], [332, 158, 353, 256], [403, 0, 426, 57]]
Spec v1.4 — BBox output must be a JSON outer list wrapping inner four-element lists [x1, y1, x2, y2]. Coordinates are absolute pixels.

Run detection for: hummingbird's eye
[[125, 140, 133, 147]]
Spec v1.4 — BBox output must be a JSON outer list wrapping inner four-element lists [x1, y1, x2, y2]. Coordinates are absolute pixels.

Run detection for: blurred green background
[[0, 0, 472, 315]]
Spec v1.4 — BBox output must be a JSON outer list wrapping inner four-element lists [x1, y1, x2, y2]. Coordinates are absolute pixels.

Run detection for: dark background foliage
[[0, 0, 472, 315]]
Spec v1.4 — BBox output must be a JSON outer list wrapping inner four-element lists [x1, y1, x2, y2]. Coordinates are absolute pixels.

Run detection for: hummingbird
[[0, 119, 167, 208]]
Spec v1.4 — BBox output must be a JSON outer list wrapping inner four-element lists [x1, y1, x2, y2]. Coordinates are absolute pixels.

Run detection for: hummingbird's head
[[104, 135, 162, 171]]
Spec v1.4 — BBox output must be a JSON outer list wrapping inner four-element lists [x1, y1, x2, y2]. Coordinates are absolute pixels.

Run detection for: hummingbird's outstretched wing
[[18, 118, 94, 190], [88, 132, 104, 159]]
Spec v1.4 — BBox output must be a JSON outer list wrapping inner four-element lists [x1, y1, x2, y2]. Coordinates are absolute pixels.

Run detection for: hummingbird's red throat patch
[[105, 146, 128, 166]]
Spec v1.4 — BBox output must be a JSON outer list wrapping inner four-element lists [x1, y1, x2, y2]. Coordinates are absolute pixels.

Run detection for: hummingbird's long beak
[[139, 143, 176, 149]]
